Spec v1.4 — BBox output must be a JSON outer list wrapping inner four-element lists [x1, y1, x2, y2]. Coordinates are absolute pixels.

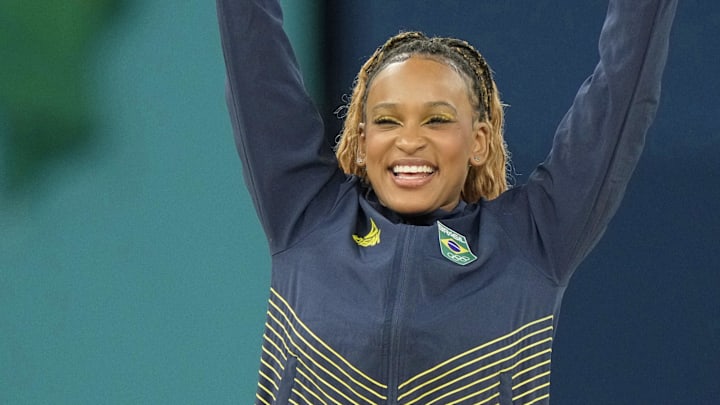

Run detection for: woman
[[216, 0, 676, 403]]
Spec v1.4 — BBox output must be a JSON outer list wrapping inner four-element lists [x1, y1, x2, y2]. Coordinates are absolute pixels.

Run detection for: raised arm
[[506, 0, 677, 284], [216, 0, 344, 253]]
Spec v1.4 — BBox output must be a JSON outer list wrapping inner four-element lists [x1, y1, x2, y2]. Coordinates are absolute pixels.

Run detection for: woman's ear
[[356, 123, 367, 166], [469, 121, 490, 167]]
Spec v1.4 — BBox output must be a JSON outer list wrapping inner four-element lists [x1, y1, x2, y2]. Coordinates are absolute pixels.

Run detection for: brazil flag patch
[[438, 221, 477, 266]]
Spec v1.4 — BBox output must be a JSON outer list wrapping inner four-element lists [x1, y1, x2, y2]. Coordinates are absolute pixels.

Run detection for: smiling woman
[[357, 57, 490, 215], [216, 0, 677, 403]]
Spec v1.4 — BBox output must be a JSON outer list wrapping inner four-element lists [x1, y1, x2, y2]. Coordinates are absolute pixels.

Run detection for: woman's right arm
[[216, 0, 344, 253]]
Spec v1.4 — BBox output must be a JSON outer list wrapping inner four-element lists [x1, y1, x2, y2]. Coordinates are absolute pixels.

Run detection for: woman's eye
[[426, 115, 453, 125], [374, 117, 400, 126]]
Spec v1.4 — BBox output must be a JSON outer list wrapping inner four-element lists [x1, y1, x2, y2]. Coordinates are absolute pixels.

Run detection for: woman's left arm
[[517, 0, 678, 284]]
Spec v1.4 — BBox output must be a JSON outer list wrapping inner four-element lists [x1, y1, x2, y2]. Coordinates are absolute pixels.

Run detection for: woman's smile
[[390, 159, 437, 187]]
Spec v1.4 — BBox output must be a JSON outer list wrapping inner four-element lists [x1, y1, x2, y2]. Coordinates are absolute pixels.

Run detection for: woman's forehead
[[365, 56, 478, 112]]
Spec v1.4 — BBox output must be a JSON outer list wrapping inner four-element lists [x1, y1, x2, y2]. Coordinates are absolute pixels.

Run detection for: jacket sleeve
[[508, 0, 677, 284], [216, 0, 344, 253]]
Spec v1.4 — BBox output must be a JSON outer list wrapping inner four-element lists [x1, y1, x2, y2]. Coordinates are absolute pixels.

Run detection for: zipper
[[385, 226, 415, 403]]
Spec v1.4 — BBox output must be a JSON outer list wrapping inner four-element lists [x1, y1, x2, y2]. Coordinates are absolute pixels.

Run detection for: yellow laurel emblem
[[352, 218, 381, 247]]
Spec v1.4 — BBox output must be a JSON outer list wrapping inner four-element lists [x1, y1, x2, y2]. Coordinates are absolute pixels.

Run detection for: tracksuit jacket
[[216, 0, 677, 403]]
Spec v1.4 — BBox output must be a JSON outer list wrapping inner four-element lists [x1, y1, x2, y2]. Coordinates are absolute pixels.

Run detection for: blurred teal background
[[1, 1, 321, 403]]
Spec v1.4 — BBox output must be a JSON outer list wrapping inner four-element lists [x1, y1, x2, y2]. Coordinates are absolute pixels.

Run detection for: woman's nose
[[395, 126, 426, 154]]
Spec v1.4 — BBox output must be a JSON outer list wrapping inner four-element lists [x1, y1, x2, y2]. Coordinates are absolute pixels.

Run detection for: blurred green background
[[1, 1, 321, 403]]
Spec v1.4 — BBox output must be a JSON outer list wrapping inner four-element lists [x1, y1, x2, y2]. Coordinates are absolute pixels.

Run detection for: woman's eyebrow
[[370, 101, 457, 113], [369, 102, 399, 112], [424, 101, 457, 113]]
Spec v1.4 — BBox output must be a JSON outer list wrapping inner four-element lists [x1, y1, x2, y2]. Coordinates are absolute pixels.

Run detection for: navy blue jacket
[[217, 0, 676, 403]]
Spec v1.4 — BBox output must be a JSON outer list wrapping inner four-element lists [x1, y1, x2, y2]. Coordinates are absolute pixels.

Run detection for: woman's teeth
[[392, 165, 435, 175]]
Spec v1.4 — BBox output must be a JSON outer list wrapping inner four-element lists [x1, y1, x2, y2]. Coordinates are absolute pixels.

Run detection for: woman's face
[[359, 56, 488, 215]]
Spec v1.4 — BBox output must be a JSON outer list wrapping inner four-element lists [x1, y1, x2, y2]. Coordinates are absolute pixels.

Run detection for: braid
[[436, 37, 509, 201], [335, 31, 510, 201], [335, 32, 427, 178], [439, 38, 495, 120]]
